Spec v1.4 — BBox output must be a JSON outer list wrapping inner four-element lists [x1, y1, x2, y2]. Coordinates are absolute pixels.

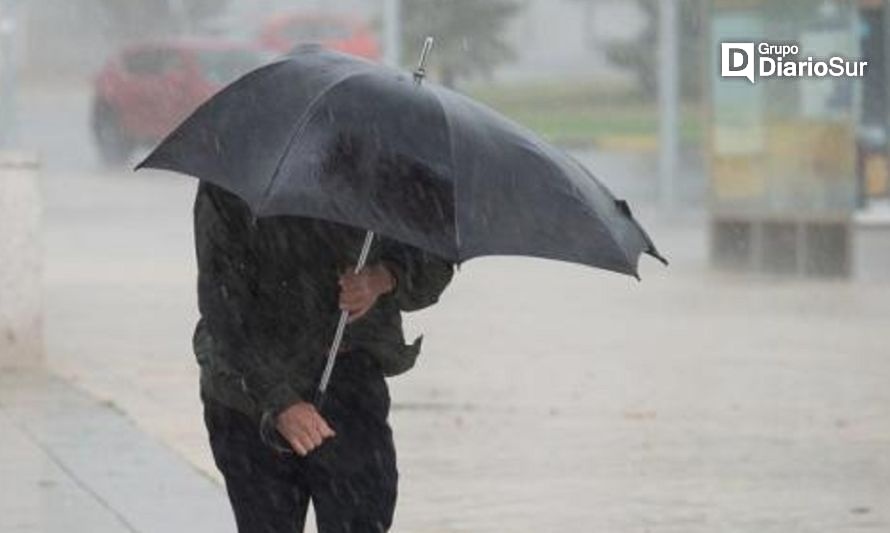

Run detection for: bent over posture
[[193, 182, 453, 533]]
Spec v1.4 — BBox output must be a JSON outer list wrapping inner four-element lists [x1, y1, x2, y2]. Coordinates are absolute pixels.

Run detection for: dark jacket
[[192, 182, 454, 426]]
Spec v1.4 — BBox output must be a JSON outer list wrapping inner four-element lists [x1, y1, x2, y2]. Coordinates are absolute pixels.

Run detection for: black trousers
[[202, 352, 398, 533]]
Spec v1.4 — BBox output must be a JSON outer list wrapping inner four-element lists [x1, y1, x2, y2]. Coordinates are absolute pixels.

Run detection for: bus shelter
[[707, 0, 890, 278]]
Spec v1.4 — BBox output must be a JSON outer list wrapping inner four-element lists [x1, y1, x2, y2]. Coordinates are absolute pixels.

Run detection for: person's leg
[[203, 394, 311, 533], [306, 353, 398, 533]]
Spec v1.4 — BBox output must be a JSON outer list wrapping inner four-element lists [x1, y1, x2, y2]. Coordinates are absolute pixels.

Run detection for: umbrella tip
[[413, 36, 435, 85], [648, 247, 669, 266], [133, 151, 154, 172], [615, 199, 633, 218]]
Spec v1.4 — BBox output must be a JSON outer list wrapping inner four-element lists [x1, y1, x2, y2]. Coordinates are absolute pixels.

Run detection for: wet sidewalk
[[0, 369, 234, 533], [31, 169, 889, 532]]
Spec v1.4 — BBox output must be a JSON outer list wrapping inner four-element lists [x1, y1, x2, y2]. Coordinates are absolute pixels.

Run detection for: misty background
[[0, 1, 887, 532]]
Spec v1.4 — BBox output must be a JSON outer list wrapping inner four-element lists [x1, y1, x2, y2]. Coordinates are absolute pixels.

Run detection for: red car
[[258, 12, 380, 60], [92, 38, 270, 165]]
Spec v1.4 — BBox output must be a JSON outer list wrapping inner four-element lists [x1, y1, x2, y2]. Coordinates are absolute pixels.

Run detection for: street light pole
[[658, 0, 679, 213], [383, 0, 401, 67]]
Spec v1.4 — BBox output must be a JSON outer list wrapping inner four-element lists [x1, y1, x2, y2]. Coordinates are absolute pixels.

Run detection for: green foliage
[[604, 0, 704, 101], [401, 0, 521, 88], [468, 79, 703, 147]]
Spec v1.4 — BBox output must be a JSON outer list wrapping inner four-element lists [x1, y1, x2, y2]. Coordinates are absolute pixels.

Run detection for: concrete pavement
[[0, 369, 235, 533]]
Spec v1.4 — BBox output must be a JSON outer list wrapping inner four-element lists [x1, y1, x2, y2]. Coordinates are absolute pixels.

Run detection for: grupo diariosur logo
[[721, 42, 868, 83]]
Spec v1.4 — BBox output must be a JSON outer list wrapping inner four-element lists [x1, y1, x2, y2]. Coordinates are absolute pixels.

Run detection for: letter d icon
[[721, 42, 755, 83]]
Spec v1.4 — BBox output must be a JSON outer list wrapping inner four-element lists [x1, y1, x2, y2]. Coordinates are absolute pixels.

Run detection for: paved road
[[14, 83, 890, 532]]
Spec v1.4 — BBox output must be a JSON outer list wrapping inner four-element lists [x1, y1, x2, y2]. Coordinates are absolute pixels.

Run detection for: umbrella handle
[[314, 229, 376, 408]]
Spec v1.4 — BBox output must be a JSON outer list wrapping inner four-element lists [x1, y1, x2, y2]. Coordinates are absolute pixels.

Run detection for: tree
[[401, 0, 521, 88], [603, 0, 704, 100]]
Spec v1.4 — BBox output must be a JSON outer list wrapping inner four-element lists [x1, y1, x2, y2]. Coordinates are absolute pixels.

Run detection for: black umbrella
[[137, 39, 666, 400]]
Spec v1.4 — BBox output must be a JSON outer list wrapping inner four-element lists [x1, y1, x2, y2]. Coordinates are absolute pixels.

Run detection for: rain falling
[[0, 1, 888, 532]]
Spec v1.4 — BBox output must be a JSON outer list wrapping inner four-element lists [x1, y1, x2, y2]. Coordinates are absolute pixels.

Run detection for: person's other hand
[[339, 264, 395, 323], [276, 402, 336, 456]]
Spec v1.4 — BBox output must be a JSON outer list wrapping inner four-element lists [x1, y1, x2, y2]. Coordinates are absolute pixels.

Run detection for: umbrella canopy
[[138, 44, 665, 277]]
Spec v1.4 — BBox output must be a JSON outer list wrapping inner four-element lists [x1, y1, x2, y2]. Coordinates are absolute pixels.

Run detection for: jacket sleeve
[[194, 183, 311, 450], [377, 239, 454, 312], [193, 317, 310, 411], [235, 344, 311, 421], [193, 319, 310, 452]]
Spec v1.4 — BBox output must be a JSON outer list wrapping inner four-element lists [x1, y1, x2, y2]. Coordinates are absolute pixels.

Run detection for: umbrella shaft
[[315, 229, 376, 406]]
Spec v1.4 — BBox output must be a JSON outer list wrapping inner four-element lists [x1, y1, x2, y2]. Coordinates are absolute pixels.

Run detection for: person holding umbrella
[[140, 40, 664, 533], [194, 180, 454, 532]]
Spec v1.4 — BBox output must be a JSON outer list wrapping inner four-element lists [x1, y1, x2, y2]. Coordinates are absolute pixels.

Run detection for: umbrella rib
[[430, 90, 461, 260], [504, 140, 638, 277], [570, 159, 640, 278], [255, 69, 369, 215]]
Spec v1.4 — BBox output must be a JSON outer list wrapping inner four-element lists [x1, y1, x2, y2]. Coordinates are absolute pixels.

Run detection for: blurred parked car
[[258, 12, 380, 60], [92, 38, 269, 165]]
